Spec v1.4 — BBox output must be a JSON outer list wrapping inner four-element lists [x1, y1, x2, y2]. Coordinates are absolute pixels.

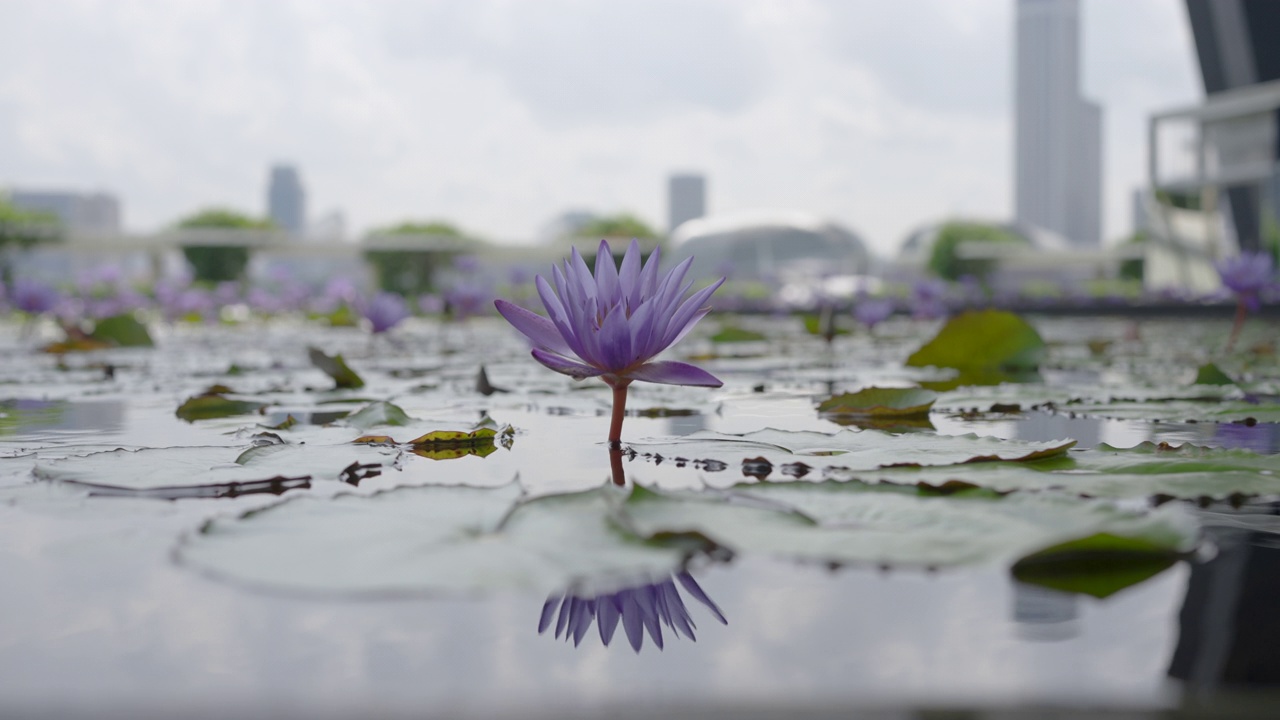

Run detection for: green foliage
[[367, 220, 473, 295], [1119, 231, 1145, 281], [574, 213, 659, 240], [175, 208, 270, 282], [0, 197, 61, 252], [308, 347, 365, 389], [176, 208, 273, 230], [376, 220, 466, 237], [817, 387, 937, 419], [1011, 533, 1181, 599], [927, 222, 1027, 281], [89, 314, 154, 348]]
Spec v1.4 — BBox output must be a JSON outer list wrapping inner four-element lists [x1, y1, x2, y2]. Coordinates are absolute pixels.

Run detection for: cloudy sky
[[0, 0, 1199, 255]]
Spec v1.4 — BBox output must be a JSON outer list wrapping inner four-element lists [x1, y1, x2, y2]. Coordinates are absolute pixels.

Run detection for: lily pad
[[89, 313, 154, 348], [177, 483, 686, 596], [617, 484, 1196, 569], [906, 310, 1045, 374], [1193, 363, 1236, 387], [308, 347, 365, 389], [629, 427, 1075, 471], [34, 446, 314, 498], [1010, 533, 1183, 599], [817, 387, 937, 419], [710, 325, 767, 343], [343, 401, 413, 430], [175, 393, 268, 422]]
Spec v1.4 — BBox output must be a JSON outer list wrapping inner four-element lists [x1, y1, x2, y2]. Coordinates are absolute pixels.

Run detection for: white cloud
[[0, 0, 1198, 255]]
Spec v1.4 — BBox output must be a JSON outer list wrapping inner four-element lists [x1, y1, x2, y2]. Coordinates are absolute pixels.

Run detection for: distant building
[[667, 173, 706, 234], [8, 189, 121, 236], [667, 210, 870, 281], [1014, 0, 1102, 248], [267, 164, 307, 234], [539, 210, 598, 243]]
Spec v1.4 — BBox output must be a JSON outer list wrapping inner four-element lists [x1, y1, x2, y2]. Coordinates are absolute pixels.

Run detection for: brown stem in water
[[609, 446, 626, 487], [608, 380, 631, 446], [1226, 299, 1247, 353]]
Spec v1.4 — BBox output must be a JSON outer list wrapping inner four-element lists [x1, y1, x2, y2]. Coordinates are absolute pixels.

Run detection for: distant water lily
[[1216, 251, 1276, 351], [12, 279, 61, 315], [853, 296, 895, 331], [359, 292, 410, 334], [538, 573, 727, 652], [495, 239, 724, 444]]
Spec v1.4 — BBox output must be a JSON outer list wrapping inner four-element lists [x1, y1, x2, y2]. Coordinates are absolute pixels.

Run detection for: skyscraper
[[1014, 0, 1102, 247], [668, 173, 706, 234], [267, 164, 307, 234]]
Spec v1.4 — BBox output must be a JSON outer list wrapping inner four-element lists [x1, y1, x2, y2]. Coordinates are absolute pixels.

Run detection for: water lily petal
[[531, 349, 605, 380], [597, 596, 622, 646], [597, 302, 633, 371], [494, 300, 573, 356], [627, 361, 722, 387], [661, 278, 726, 349], [595, 240, 621, 307], [619, 239, 643, 310], [677, 572, 727, 624]]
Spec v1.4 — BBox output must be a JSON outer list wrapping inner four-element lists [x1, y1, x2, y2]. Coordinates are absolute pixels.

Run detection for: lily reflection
[[538, 573, 727, 652]]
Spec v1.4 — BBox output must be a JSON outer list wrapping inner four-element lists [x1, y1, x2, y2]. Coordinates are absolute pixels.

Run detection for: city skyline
[[0, 1, 1199, 254]]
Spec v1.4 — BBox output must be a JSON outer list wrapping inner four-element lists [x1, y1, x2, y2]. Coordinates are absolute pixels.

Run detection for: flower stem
[[608, 380, 630, 446], [1226, 299, 1246, 353], [609, 447, 626, 487]]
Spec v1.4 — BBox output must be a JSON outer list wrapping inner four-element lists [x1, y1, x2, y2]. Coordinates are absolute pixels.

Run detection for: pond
[[1, 311, 1279, 718]]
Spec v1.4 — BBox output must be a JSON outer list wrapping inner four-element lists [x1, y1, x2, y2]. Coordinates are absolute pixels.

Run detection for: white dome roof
[[665, 210, 870, 280]]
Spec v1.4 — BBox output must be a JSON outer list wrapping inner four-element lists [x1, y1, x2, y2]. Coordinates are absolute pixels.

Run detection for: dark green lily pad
[[710, 325, 767, 343], [817, 387, 937, 418], [906, 310, 1045, 374], [343, 401, 412, 430], [1193, 363, 1236, 387], [175, 393, 267, 422], [89, 313, 154, 348], [308, 347, 365, 389], [1011, 533, 1183, 599]]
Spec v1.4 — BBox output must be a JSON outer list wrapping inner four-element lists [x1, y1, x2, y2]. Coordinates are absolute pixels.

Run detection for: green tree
[[175, 208, 273, 282], [0, 197, 61, 283], [927, 222, 1027, 281], [1118, 231, 1146, 282], [366, 220, 475, 295], [574, 213, 659, 240]]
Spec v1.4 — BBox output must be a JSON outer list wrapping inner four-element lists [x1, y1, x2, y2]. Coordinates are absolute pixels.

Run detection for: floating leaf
[[89, 313, 154, 348], [1011, 533, 1183, 598], [175, 393, 267, 422], [308, 346, 365, 389], [1193, 363, 1236, 387], [34, 446, 311, 498], [629, 427, 1075, 471], [617, 483, 1196, 569], [177, 483, 685, 596], [817, 387, 937, 419], [906, 310, 1045, 374], [343, 401, 412, 430]]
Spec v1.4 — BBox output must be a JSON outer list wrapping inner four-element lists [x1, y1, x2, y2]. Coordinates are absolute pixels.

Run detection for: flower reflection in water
[[538, 573, 727, 652]]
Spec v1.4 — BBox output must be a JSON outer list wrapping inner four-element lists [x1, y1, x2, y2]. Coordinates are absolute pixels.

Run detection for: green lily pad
[[906, 310, 1045, 374], [1193, 363, 1236, 387], [817, 387, 937, 418], [89, 313, 154, 348], [175, 393, 267, 422], [308, 347, 365, 389], [629, 427, 1075, 471], [710, 325, 767, 343], [177, 483, 686, 596], [1011, 533, 1183, 599], [343, 401, 413, 430]]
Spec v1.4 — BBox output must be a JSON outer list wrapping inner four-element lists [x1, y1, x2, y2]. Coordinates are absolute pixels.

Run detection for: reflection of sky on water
[[0, 399, 125, 438]]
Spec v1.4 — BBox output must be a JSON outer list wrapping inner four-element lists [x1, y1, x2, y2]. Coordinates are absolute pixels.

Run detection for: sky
[[0, 0, 1201, 256]]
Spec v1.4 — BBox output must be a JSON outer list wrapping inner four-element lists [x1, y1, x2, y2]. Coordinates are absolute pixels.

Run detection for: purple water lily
[[12, 279, 61, 315], [538, 573, 727, 652], [359, 292, 410, 334], [1216, 251, 1276, 351], [495, 239, 724, 444], [853, 296, 895, 330]]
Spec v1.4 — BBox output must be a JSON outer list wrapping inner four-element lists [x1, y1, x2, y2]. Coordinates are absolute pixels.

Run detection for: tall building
[[267, 164, 306, 234], [8, 190, 121, 236], [668, 173, 706, 234], [1014, 0, 1102, 248]]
